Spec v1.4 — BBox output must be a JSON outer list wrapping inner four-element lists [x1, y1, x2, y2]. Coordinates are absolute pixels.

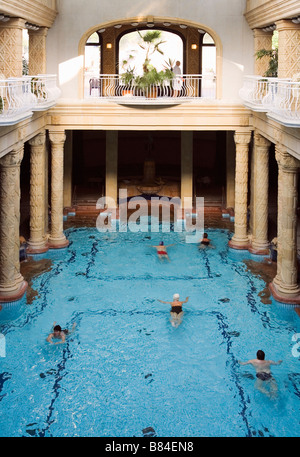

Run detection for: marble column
[[276, 20, 300, 79], [0, 146, 27, 302], [106, 131, 118, 207], [229, 130, 252, 250], [249, 133, 271, 255], [253, 28, 273, 76], [27, 132, 49, 253], [0, 18, 26, 77], [28, 27, 48, 75], [270, 147, 300, 303], [181, 131, 193, 209], [48, 132, 69, 249], [226, 132, 235, 209]]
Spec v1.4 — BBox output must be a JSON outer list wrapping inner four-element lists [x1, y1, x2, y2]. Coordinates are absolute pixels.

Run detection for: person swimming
[[200, 233, 210, 246], [157, 293, 189, 327], [199, 232, 215, 249], [239, 350, 282, 398], [46, 321, 76, 345], [151, 241, 174, 261]]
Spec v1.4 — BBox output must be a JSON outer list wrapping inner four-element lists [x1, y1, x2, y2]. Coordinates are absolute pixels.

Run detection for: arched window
[[118, 29, 184, 76], [84, 31, 102, 96], [201, 32, 216, 75], [200, 32, 216, 97]]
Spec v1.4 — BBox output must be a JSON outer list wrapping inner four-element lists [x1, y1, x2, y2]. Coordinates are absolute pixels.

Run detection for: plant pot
[[122, 89, 133, 97], [145, 87, 157, 98]]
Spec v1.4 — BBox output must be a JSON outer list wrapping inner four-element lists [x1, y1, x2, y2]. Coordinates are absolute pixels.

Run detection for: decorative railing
[[0, 74, 61, 126], [239, 76, 300, 127], [85, 74, 216, 102], [265, 80, 300, 126], [26, 74, 61, 110]]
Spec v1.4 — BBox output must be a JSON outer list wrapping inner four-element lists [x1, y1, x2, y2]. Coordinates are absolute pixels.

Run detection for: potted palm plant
[[135, 30, 173, 98], [120, 55, 136, 96]]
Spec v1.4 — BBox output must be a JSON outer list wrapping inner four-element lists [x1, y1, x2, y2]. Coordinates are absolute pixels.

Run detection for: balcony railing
[[85, 74, 216, 103], [239, 76, 300, 127], [0, 74, 61, 126]]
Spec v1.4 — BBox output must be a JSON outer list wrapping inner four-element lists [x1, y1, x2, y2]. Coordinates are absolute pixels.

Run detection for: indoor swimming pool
[[0, 226, 300, 437]]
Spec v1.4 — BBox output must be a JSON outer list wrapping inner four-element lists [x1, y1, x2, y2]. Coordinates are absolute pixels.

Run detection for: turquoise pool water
[[0, 227, 300, 437]]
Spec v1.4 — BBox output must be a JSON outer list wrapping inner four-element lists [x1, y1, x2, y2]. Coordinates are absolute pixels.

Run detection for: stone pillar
[[48, 132, 69, 249], [105, 131, 118, 207], [28, 27, 49, 75], [0, 18, 26, 77], [0, 147, 27, 302], [13, 143, 25, 289], [181, 131, 193, 208], [270, 147, 300, 303], [63, 131, 73, 208], [44, 139, 49, 235], [229, 130, 252, 250], [226, 131, 235, 208], [276, 20, 300, 79], [27, 132, 49, 254], [253, 28, 273, 76], [249, 133, 271, 255]]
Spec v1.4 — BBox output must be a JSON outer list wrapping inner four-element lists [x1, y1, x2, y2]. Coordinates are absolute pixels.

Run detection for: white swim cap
[[173, 293, 180, 300]]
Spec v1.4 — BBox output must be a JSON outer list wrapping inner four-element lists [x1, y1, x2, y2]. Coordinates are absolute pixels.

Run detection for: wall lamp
[[191, 44, 198, 50], [106, 43, 112, 49], [0, 14, 10, 22], [25, 22, 40, 30], [261, 24, 276, 32]]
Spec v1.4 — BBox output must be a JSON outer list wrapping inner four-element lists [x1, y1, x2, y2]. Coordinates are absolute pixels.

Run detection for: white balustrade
[[0, 78, 34, 126], [266, 80, 300, 126], [239, 75, 300, 127], [86, 74, 216, 102], [0, 74, 61, 125], [27, 74, 61, 110]]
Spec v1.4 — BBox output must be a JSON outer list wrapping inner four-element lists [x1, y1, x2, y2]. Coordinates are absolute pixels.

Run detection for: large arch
[[78, 16, 222, 99]]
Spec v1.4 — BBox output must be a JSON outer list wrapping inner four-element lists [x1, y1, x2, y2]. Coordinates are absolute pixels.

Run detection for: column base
[[269, 281, 300, 305], [27, 243, 49, 254], [248, 245, 270, 255], [228, 239, 249, 250], [0, 280, 28, 303], [48, 238, 69, 249]]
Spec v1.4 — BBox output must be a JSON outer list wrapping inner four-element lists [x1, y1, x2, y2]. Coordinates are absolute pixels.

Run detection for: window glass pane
[[119, 30, 183, 75], [87, 32, 100, 44], [202, 46, 216, 75], [84, 45, 101, 74], [203, 33, 214, 45]]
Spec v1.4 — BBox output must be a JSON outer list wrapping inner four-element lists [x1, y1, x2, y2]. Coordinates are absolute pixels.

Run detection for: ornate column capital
[[254, 132, 271, 149], [234, 130, 252, 145], [29, 132, 46, 148], [275, 146, 300, 172], [0, 18, 26, 30], [49, 131, 66, 145], [275, 19, 300, 32], [0, 144, 24, 168], [28, 27, 49, 38]]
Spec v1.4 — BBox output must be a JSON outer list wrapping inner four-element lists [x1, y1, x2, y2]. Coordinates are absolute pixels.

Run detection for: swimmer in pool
[[198, 232, 213, 249], [46, 321, 76, 345], [239, 350, 282, 398], [158, 294, 189, 327], [151, 241, 174, 261]]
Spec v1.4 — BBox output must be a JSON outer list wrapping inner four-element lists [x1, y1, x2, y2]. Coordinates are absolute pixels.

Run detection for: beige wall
[[46, 0, 254, 100]]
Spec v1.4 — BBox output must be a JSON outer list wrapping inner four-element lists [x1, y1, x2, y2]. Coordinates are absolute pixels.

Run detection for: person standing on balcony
[[172, 61, 182, 97]]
